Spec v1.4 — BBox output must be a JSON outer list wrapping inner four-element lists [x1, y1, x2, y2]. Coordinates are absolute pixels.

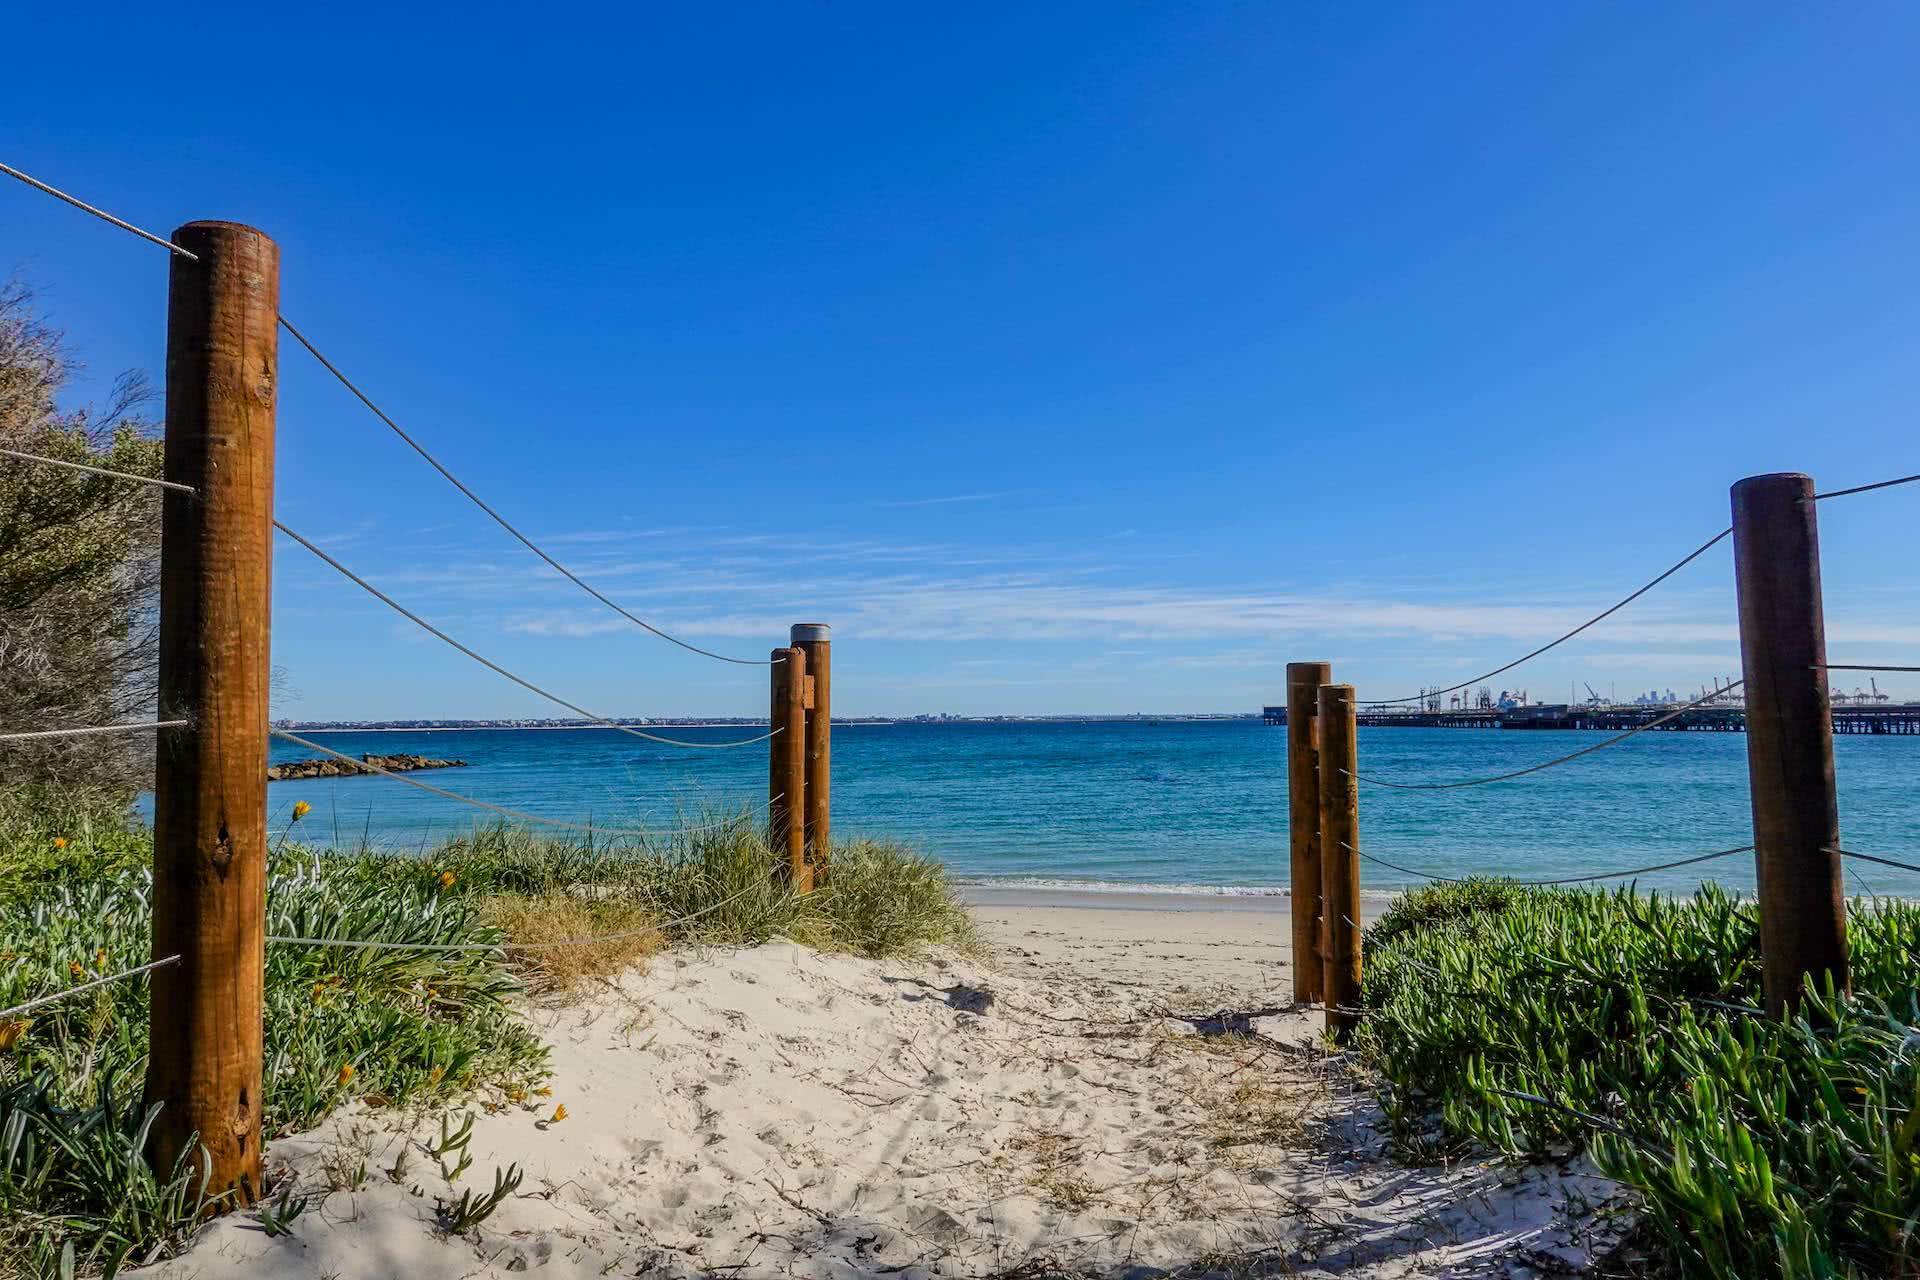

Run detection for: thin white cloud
[[874, 491, 1029, 508]]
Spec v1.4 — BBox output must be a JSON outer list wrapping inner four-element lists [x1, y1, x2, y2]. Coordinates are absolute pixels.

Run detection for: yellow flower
[[336, 1063, 356, 1086], [437, 870, 457, 889], [95, 949, 109, 971], [533, 1087, 552, 1098], [52, 837, 67, 850], [427, 1065, 445, 1085], [311, 982, 328, 1003], [550, 1104, 568, 1123], [0, 1020, 28, 1051], [291, 801, 312, 821], [508, 1087, 526, 1103], [69, 961, 86, 978]]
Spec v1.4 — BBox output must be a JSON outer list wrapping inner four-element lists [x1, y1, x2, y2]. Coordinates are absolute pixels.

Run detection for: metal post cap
[[790, 623, 831, 643]]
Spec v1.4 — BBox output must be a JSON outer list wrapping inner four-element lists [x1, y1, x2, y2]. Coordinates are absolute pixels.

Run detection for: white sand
[[146, 890, 1624, 1278]]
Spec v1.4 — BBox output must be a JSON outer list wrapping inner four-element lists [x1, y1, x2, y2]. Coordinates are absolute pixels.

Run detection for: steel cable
[[1358, 528, 1732, 707], [0, 161, 781, 669], [273, 520, 778, 750], [0, 161, 197, 258], [0, 956, 182, 1023], [1813, 474, 1920, 501], [1826, 846, 1920, 877], [1, 446, 195, 493], [0, 720, 187, 743], [276, 316, 779, 667], [1347, 682, 1741, 790], [272, 729, 776, 837], [266, 881, 819, 954], [1348, 841, 1753, 887]]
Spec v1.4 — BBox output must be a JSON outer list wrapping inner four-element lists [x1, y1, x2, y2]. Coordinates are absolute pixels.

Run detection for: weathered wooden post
[[1317, 683, 1361, 1042], [1732, 472, 1848, 1015], [146, 221, 278, 1206], [792, 623, 831, 886], [769, 645, 809, 889], [1286, 661, 1331, 1003]]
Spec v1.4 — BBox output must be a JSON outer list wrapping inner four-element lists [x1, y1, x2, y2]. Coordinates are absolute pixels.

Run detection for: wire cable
[[0, 955, 181, 1023], [1, 446, 195, 494], [1813, 474, 1920, 502], [1, 157, 771, 671], [273, 520, 778, 749], [0, 161, 197, 259], [276, 316, 778, 667], [1827, 846, 1920, 877], [1348, 841, 1753, 887], [272, 729, 775, 837], [1820, 665, 1920, 674], [1348, 682, 1742, 790], [0, 720, 187, 744], [1358, 528, 1731, 707], [266, 880, 804, 954]]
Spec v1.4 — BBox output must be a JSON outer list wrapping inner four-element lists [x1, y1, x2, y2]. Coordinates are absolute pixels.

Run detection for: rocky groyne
[[267, 753, 470, 781]]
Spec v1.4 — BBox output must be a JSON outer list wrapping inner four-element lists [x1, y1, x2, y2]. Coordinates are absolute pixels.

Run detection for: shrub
[[0, 282, 165, 803], [1359, 880, 1920, 1278], [1, 846, 547, 1273]]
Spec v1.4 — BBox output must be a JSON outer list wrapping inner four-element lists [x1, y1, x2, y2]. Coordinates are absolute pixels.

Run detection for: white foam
[[954, 875, 1290, 897]]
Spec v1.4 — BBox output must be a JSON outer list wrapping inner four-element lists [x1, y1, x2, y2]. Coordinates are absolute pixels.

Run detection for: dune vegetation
[[0, 792, 975, 1277], [1358, 878, 1920, 1279]]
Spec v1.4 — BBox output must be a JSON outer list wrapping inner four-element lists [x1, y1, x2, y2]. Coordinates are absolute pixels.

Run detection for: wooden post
[[1286, 661, 1332, 1004], [146, 221, 278, 1206], [1732, 472, 1847, 1015], [792, 623, 831, 885], [1317, 683, 1361, 1042], [769, 645, 809, 890]]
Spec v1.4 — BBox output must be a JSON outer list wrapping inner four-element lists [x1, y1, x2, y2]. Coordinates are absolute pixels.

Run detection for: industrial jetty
[[1262, 693, 1920, 735]]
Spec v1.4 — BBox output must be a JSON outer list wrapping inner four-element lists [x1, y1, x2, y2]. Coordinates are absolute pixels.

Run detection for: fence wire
[[0, 955, 181, 1023], [276, 316, 780, 668], [0, 159, 782, 669], [0, 720, 186, 744], [1813, 474, 1920, 501], [0, 161, 196, 258], [1, 446, 195, 493], [273, 520, 778, 750], [267, 881, 817, 955], [1358, 528, 1731, 707], [271, 729, 776, 838], [1348, 682, 1742, 790], [1827, 846, 1920, 877], [1348, 841, 1753, 887]]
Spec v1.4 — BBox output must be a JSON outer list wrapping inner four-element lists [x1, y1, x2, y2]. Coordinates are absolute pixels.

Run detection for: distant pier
[[1261, 703, 1920, 735]]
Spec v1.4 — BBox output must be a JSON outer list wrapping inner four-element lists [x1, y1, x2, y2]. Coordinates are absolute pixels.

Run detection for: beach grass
[[1358, 878, 1920, 1278], [0, 796, 976, 1277]]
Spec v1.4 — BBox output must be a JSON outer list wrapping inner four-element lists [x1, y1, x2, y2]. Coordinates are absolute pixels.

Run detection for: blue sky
[[6, 4, 1918, 719]]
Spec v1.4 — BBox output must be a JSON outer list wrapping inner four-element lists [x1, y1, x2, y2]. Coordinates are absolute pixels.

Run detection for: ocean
[[251, 720, 1920, 898]]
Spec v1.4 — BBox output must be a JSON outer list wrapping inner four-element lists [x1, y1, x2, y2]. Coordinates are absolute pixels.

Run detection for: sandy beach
[[146, 889, 1621, 1279]]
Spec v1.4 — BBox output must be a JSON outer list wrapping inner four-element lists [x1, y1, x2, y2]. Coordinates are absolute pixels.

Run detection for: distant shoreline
[[280, 724, 782, 733], [274, 716, 1260, 733]]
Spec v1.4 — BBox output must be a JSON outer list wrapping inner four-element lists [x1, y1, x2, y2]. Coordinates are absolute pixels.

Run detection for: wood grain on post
[[1732, 472, 1848, 1015], [1317, 683, 1362, 1042], [1286, 661, 1332, 1003], [792, 623, 831, 886], [769, 646, 810, 890], [146, 221, 278, 1205]]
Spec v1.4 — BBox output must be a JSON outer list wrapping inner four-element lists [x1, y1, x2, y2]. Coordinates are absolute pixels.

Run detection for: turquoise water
[[258, 721, 1920, 897]]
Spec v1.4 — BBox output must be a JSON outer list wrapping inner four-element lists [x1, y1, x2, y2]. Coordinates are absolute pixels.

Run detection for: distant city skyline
[[6, 5, 1917, 719]]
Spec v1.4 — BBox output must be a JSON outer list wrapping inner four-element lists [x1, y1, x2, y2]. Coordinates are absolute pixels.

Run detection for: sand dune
[[145, 895, 1622, 1278]]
